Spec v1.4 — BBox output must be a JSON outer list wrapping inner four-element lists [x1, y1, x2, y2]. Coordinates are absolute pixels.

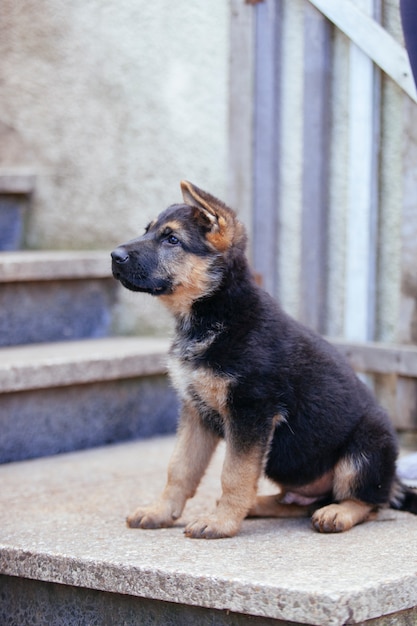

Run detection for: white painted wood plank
[[306, 0, 417, 103], [325, 29, 350, 338], [276, 0, 305, 317], [396, 95, 417, 428], [252, 0, 282, 296], [398, 98, 417, 344], [228, 0, 254, 235], [300, 3, 331, 332], [344, 0, 378, 342]]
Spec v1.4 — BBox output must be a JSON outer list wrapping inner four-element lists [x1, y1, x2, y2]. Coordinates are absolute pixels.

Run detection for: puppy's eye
[[167, 234, 180, 245]]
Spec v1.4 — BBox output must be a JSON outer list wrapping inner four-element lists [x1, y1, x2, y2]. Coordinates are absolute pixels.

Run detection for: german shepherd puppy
[[111, 181, 417, 538]]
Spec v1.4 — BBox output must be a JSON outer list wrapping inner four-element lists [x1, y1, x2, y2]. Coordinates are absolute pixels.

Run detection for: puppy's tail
[[390, 478, 417, 514]]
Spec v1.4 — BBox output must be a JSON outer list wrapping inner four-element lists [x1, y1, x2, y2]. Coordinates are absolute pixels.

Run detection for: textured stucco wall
[[0, 0, 229, 334]]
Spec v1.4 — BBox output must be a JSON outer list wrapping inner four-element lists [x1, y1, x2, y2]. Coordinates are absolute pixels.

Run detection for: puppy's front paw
[[184, 515, 240, 539], [127, 501, 177, 529]]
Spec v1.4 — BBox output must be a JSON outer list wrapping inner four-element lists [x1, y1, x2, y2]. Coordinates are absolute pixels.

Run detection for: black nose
[[111, 247, 129, 264]]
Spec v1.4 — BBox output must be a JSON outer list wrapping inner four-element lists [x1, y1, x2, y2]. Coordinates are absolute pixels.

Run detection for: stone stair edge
[[0, 336, 171, 393], [2, 437, 417, 626], [0, 250, 113, 282], [0, 171, 36, 195]]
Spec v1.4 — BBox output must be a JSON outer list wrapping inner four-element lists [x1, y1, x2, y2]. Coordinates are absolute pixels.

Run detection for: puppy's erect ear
[[180, 180, 246, 252], [180, 180, 218, 222]]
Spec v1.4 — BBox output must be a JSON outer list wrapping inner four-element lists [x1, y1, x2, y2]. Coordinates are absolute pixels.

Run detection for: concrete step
[[1, 436, 417, 625], [0, 337, 177, 463], [0, 250, 117, 346]]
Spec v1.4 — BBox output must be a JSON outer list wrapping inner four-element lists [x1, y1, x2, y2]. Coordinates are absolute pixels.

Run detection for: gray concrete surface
[[1, 436, 417, 625]]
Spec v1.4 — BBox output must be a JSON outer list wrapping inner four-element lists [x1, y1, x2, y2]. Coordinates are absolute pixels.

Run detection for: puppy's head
[[111, 181, 246, 315]]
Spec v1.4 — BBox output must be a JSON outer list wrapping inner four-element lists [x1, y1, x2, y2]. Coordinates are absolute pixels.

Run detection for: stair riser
[[0, 576, 282, 626], [0, 279, 117, 346], [0, 198, 27, 251], [0, 376, 178, 463]]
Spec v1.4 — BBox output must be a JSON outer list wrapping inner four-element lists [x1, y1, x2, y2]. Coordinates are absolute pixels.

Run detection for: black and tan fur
[[111, 181, 417, 538]]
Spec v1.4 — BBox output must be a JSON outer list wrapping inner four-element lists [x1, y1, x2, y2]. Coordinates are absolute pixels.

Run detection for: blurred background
[[1, 0, 417, 439]]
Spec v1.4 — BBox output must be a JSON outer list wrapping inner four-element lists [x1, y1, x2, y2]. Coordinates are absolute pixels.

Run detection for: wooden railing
[[229, 0, 417, 428], [331, 340, 417, 429], [307, 0, 417, 102]]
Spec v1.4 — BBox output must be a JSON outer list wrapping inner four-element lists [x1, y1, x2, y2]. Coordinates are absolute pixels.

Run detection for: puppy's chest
[[168, 354, 231, 418]]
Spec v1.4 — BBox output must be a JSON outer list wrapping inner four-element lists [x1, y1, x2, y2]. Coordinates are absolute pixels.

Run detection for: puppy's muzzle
[[111, 245, 171, 295]]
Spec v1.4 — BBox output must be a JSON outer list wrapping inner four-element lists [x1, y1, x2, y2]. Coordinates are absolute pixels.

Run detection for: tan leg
[[247, 494, 310, 518], [311, 499, 376, 533], [184, 445, 263, 539], [127, 404, 219, 529]]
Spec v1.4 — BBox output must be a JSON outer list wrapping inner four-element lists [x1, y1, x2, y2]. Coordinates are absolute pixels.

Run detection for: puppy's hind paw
[[311, 505, 347, 533], [311, 500, 374, 533]]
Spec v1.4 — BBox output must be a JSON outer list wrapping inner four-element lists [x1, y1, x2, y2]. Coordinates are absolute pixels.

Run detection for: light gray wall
[[0, 0, 229, 334]]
